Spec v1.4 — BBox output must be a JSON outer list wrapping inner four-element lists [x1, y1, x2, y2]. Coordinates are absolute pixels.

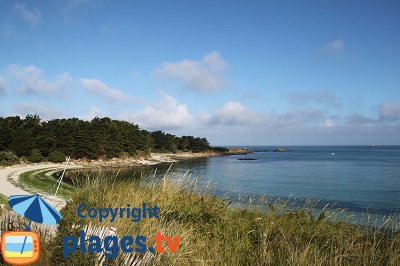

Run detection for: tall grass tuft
[[50, 172, 400, 265]]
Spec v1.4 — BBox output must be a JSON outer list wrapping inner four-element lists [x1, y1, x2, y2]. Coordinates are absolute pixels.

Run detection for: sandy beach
[[0, 151, 229, 209], [76, 151, 223, 167], [0, 163, 79, 209]]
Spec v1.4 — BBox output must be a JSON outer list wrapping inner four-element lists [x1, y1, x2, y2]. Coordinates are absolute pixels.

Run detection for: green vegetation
[[0, 151, 19, 165], [28, 148, 44, 163], [19, 169, 74, 199], [0, 193, 8, 206], [211, 146, 229, 153], [48, 175, 400, 265], [0, 115, 214, 161], [48, 151, 67, 163]]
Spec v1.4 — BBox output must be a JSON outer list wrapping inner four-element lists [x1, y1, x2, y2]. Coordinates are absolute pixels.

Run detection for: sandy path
[[0, 163, 81, 210]]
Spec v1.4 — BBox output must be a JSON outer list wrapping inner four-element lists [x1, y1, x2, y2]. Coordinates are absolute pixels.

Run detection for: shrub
[[212, 147, 229, 153], [28, 149, 44, 163], [48, 151, 66, 163], [0, 151, 19, 165]]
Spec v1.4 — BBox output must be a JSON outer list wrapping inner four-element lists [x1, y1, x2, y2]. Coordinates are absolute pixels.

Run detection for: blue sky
[[0, 0, 399, 145]]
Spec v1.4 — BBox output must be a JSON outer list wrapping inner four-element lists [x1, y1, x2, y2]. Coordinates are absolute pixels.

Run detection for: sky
[[0, 0, 399, 145]]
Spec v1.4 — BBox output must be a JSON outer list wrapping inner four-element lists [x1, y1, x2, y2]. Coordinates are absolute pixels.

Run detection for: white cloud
[[343, 101, 400, 128], [14, 3, 42, 26], [121, 92, 191, 130], [6, 65, 72, 96], [201, 101, 265, 126], [80, 78, 135, 102], [345, 113, 377, 127], [155, 51, 228, 93], [0, 76, 5, 94], [284, 91, 342, 108], [1, 24, 16, 37], [59, 0, 94, 21], [322, 118, 335, 128], [317, 38, 345, 55], [81, 106, 104, 121], [274, 108, 327, 128], [378, 101, 400, 121], [14, 103, 62, 120]]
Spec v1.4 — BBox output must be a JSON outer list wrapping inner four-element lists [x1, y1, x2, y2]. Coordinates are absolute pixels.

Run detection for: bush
[[0, 151, 19, 165], [212, 147, 229, 153], [48, 151, 66, 163], [28, 149, 44, 163]]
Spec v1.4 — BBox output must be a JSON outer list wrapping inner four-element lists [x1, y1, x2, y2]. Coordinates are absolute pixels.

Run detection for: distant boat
[[330, 153, 335, 156]]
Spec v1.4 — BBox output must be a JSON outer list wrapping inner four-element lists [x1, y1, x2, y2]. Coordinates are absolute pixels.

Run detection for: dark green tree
[[0, 115, 212, 160]]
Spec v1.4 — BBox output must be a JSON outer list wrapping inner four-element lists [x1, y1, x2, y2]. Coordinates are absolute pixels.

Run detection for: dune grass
[[0, 193, 8, 206], [47, 172, 400, 266]]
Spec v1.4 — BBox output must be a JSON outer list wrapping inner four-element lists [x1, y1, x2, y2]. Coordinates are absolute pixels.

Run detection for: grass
[[47, 173, 400, 266], [0, 193, 8, 206], [18, 169, 75, 199]]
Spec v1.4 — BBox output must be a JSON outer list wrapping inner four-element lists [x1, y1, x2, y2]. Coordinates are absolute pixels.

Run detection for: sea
[[65, 146, 400, 222]]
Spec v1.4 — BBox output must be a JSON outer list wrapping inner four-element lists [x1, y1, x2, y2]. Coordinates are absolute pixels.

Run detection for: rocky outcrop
[[225, 148, 254, 155]]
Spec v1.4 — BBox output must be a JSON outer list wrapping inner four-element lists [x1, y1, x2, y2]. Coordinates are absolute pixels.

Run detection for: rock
[[273, 148, 289, 152], [238, 158, 257, 161], [226, 148, 254, 155]]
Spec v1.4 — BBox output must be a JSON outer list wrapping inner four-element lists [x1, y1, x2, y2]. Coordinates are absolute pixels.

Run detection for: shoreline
[[0, 163, 76, 209], [62, 147, 253, 168], [74, 151, 221, 168], [0, 149, 252, 209]]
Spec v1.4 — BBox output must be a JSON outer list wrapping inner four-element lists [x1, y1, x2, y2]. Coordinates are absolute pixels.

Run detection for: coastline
[[0, 163, 75, 209], [1, 148, 400, 264], [66, 148, 253, 168], [0, 148, 252, 209], [74, 151, 221, 168]]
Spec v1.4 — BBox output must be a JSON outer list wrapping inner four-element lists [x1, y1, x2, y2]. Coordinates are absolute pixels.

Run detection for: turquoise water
[[66, 146, 400, 217]]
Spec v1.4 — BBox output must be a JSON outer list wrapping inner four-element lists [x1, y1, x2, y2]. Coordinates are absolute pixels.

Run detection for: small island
[[224, 147, 254, 155]]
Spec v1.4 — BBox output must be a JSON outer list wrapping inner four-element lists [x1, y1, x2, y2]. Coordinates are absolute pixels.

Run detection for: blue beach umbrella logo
[[8, 194, 62, 227], [4, 194, 62, 257]]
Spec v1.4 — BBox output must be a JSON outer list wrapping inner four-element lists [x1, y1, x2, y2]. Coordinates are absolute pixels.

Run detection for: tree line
[[0, 115, 216, 163]]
